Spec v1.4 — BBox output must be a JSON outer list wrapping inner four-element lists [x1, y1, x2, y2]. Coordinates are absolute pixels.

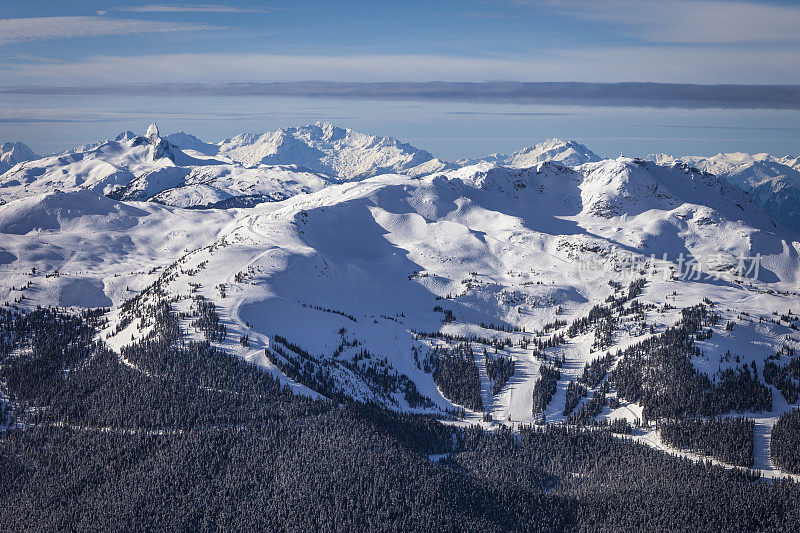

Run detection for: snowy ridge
[[163, 131, 219, 156], [649, 151, 800, 232], [1, 125, 603, 210]]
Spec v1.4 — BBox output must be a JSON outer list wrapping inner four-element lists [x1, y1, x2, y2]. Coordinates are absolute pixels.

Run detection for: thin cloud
[[2, 48, 799, 85], [0, 16, 223, 45], [4, 81, 799, 109], [525, 0, 800, 44], [0, 106, 358, 124], [120, 4, 272, 13]]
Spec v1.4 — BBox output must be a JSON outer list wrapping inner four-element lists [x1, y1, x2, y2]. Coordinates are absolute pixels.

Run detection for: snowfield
[[2, 123, 800, 478]]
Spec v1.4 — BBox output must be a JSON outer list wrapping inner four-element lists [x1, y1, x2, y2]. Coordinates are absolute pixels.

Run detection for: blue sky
[[1, 1, 799, 158]]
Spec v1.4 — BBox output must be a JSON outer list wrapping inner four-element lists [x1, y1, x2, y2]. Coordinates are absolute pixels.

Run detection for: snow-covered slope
[[163, 131, 219, 156], [0, 188, 142, 235], [142, 164, 338, 208], [581, 158, 772, 223], [649, 152, 800, 232], [0, 189, 237, 307], [82, 159, 799, 418], [460, 138, 601, 167]]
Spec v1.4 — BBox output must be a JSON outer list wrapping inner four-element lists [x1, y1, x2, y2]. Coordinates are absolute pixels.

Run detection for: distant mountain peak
[[460, 138, 602, 168], [215, 122, 452, 179], [115, 131, 137, 142], [0, 141, 38, 174]]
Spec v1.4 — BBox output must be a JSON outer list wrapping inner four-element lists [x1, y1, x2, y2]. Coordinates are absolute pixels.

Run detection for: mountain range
[[3, 123, 797, 234]]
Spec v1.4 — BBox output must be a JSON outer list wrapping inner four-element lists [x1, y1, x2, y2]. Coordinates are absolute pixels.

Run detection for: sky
[[1, 0, 799, 159]]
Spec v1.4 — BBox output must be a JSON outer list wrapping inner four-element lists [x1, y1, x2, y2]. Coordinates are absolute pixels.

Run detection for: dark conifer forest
[[658, 417, 755, 467], [429, 344, 483, 412], [772, 409, 800, 474]]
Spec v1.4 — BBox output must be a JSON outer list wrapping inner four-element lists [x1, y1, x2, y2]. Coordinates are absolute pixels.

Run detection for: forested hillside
[[2, 305, 800, 531]]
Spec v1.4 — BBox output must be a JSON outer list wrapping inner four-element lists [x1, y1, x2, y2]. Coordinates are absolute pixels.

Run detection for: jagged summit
[[140, 123, 183, 162], [145, 123, 160, 142], [0, 125, 221, 203]]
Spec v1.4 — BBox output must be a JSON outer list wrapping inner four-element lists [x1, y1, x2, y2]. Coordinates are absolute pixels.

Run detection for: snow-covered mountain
[[212, 122, 454, 178], [0, 141, 38, 175], [460, 138, 601, 167], [649, 152, 800, 232], [80, 158, 796, 422], [2, 122, 800, 478], [4, 154, 797, 411], [166, 129, 601, 178], [0, 124, 206, 201], [163, 122, 454, 179]]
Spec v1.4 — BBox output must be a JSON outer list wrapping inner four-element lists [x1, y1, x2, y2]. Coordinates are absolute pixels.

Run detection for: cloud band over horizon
[[4, 81, 798, 110]]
